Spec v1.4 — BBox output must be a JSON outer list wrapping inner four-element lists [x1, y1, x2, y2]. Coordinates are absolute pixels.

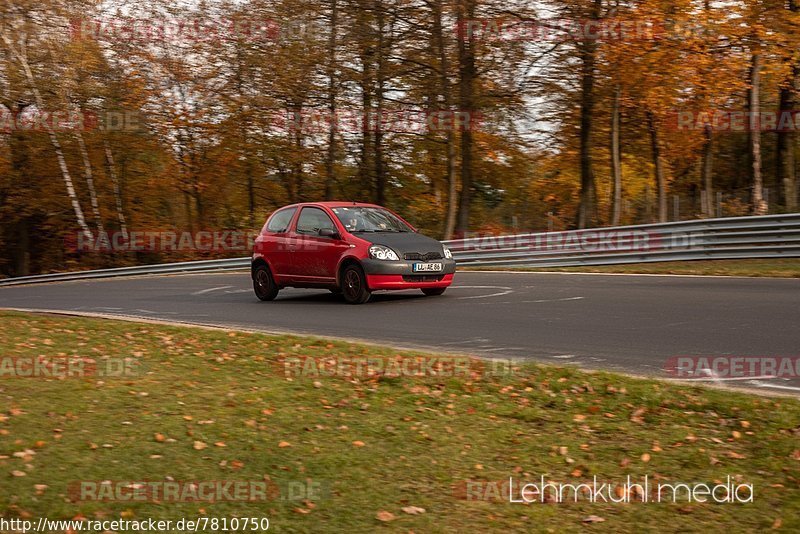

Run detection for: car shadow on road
[[270, 290, 433, 305]]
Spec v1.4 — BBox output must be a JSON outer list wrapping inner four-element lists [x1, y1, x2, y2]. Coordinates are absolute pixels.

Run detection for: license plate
[[413, 262, 443, 272]]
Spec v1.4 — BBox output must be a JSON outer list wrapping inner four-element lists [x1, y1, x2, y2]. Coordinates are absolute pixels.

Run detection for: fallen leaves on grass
[[402, 506, 426, 515], [193, 441, 207, 451], [376, 511, 396, 522], [630, 408, 646, 424], [278, 441, 291, 448], [582, 515, 605, 523], [352, 441, 365, 447]]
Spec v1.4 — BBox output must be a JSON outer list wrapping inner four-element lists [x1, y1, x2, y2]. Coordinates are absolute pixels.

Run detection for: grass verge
[[0, 311, 798, 532], [461, 259, 800, 278]]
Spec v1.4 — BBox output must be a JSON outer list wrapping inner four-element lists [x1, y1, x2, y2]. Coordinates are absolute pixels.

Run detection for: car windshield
[[331, 207, 413, 233]]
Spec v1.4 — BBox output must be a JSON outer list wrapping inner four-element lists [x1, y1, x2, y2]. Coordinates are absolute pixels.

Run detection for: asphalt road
[[1, 271, 799, 394]]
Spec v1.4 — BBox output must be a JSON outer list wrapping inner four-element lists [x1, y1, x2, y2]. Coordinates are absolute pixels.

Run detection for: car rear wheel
[[342, 265, 371, 304], [253, 265, 279, 301], [421, 288, 446, 296]]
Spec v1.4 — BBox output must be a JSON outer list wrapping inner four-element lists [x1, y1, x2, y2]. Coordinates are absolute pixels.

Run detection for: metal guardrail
[[443, 213, 800, 268], [0, 214, 798, 286]]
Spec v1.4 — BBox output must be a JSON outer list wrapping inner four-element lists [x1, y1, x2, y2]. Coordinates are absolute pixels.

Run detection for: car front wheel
[[253, 264, 279, 301], [342, 265, 371, 304]]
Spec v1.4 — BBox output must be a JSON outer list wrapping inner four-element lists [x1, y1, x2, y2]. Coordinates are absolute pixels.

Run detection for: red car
[[251, 202, 456, 304]]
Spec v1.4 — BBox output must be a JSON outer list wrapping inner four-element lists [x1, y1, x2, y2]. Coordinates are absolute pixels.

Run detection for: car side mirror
[[318, 228, 341, 240]]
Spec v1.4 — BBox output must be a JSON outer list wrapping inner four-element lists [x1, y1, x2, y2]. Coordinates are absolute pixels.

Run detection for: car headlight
[[443, 245, 453, 259], [369, 245, 400, 261]]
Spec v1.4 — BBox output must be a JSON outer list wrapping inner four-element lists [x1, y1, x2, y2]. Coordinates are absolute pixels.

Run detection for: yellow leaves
[[731, 431, 742, 439], [640, 453, 651, 463], [193, 441, 207, 450]]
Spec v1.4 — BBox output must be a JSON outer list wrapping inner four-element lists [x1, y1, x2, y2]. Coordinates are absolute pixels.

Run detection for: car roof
[[285, 201, 385, 209]]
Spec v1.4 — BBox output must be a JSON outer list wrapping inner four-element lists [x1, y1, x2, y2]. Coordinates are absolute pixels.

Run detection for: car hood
[[352, 232, 444, 256]]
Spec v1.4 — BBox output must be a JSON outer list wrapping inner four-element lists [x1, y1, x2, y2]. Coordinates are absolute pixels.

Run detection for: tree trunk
[[749, 52, 767, 215], [456, 0, 476, 235], [357, 4, 375, 201], [75, 130, 106, 243], [431, 0, 458, 239], [777, 67, 798, 212], [646, 110, 668, 223], [610, 85, 622, 225], [325, 0, 338, 201], [701, 124, 714, 217], [577, 0, 602, 229], [373, 0, 386, 205], [102, 136, 128, 239]]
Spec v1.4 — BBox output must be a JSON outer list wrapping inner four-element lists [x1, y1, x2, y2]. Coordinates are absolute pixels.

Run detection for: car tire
[[342, 264, 371, 304], [421, 288, 446, 296], [253, 264, 279, 301]]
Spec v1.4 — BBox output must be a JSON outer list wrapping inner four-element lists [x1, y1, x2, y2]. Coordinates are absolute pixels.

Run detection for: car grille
[[402, 275, 445, 283], [404, 252, 443, 261]]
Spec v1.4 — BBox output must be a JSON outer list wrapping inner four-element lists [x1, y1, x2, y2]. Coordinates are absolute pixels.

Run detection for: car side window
[[296, 207, 336, 236], [266, 207, 297, 233]]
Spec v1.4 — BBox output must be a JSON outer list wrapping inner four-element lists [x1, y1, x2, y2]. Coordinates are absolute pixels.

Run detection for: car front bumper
[[361, 258, 456, 290]]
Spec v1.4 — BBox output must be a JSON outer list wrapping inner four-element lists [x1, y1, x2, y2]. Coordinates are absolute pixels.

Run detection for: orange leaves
[[278, 441, 292, 448], [375, 511, 396, 522]]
